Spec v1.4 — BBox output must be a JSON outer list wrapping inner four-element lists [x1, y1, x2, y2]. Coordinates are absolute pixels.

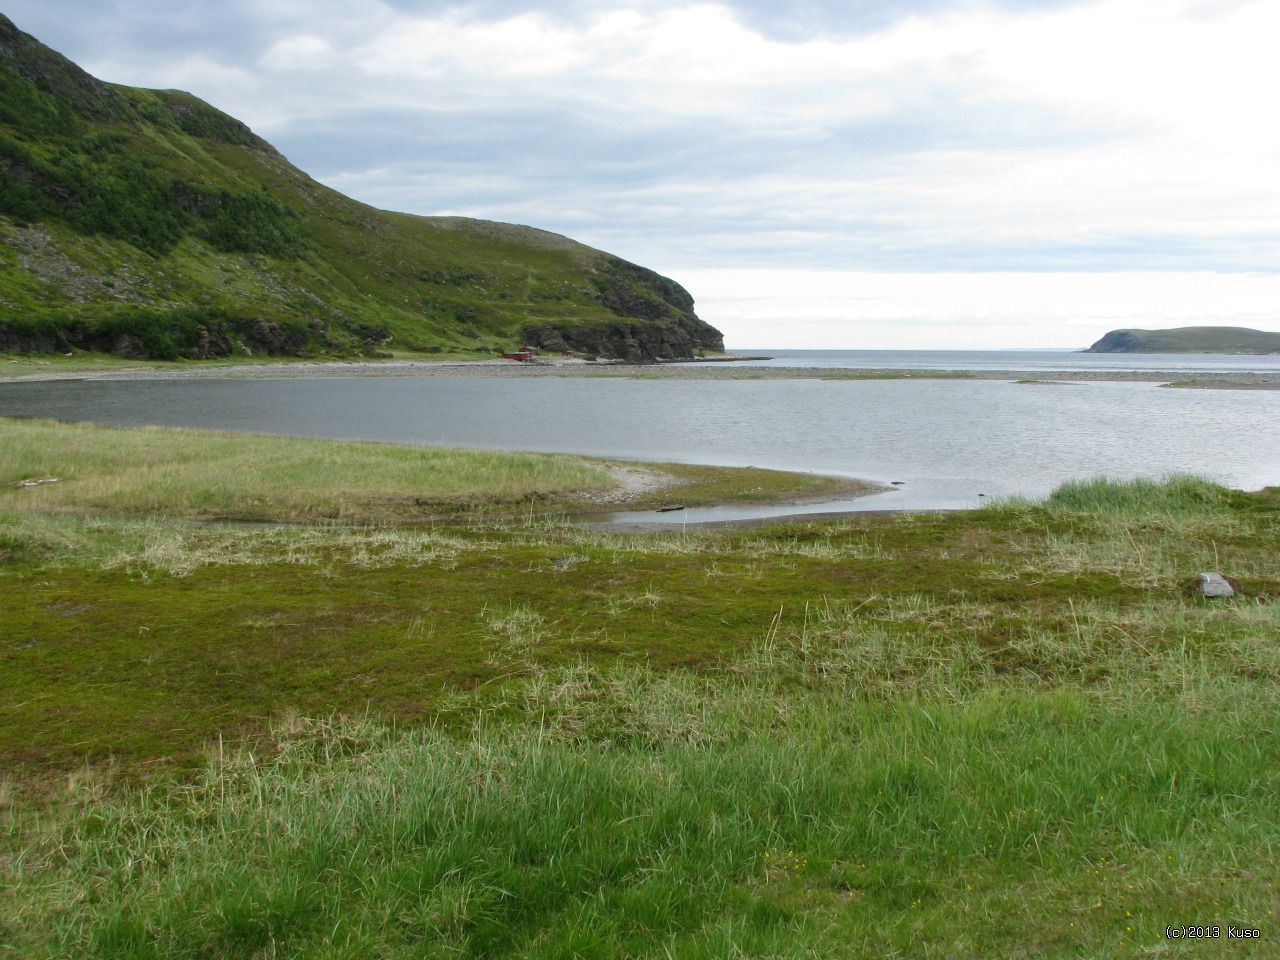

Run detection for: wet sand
[[585, 507, 953, 533]]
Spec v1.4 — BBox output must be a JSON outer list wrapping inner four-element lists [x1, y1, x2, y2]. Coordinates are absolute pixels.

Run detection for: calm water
[[3, 371, 1279, 514], [710, 348, 1280, 373]]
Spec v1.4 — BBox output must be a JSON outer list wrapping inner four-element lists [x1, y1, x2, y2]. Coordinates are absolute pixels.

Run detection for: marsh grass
[[0, 417, 614, 523], [0, 510, 477, 574], [1, 418, 864, 525], [1042, 474, 1239, 515], [2, 472, 1279, 956]]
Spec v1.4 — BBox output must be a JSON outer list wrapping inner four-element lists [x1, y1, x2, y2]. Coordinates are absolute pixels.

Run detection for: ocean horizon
[[712, 348, 1280, 374]]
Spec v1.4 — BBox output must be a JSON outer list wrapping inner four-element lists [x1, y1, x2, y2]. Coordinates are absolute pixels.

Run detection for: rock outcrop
[[522, 318, 723, 362], [521, 258, 722, 361]]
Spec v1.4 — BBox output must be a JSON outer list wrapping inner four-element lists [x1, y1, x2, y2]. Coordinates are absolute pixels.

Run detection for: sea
[[699, 348, 1280, 373], [3, 349, 1279, 519]]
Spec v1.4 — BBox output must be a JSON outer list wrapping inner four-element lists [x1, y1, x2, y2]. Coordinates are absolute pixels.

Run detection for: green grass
[[0, 417, 616, 522], [1, 429, 1279, 956], [1042, 474, 1240, 515], [1089, 326, 1280, 355], [7, 689, 1278, 958], [0, 417, 865, 523], [0, 351, 176, 376]]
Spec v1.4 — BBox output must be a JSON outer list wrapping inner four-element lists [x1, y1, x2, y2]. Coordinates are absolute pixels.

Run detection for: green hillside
[[1087, 326, 1280, 355], [0, 15, 723, 361]]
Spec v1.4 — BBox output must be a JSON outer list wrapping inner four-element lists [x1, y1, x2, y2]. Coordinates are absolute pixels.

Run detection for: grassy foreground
[[1, 424, 1279, 957]]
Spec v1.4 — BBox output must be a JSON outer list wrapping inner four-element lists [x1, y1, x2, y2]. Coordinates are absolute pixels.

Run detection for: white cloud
[[241, 1, 1277, 267], [365, 12, 597, 79], [23, 0, 1280, 345], [262, 33, 333, 67], [682, 269, 1280, 348]]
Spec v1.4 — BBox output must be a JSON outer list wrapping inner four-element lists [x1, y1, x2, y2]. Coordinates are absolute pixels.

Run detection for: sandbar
[[3, 355, 1278, 389]]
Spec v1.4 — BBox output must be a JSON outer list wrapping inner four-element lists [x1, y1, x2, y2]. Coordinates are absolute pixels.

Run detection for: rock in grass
[[1197, 572, 1237, 598]]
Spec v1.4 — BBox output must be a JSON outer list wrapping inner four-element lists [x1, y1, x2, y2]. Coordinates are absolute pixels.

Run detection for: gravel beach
[[4, 355, 1279, 388]]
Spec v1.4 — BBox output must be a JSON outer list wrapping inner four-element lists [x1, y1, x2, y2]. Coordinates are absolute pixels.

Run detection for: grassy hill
[[1087, 325, 1280, 354], [0, 15, 723, 361]]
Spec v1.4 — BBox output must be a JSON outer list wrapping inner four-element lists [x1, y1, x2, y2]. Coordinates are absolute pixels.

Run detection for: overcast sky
[[10, 0, 1280, 347]]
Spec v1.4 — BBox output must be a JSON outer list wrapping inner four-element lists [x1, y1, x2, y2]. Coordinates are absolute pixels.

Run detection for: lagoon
[[3, 367, 1279, 512]]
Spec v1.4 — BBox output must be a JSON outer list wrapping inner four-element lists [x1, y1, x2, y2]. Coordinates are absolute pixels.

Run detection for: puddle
[[586, 478, 1019, 528]]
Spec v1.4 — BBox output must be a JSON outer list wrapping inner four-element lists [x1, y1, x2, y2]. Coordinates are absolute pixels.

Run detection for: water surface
[[3, 374, 1278, 514], [708, 348, 1280, 373]]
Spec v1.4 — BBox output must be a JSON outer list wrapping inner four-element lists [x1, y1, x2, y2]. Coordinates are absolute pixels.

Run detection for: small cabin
[[502, 347, 539, 362]]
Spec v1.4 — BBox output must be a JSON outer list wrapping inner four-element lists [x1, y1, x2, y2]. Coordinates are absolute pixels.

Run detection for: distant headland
[[0, 15, 723, 363], [1086, 326, 1280, 354]]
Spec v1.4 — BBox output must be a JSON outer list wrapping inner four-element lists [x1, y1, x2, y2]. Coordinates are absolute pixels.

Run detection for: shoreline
[[584, 506, 954, 533], [3, 355, 1279, 388]]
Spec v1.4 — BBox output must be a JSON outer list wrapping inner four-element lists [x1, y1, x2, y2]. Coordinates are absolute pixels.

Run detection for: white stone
[[1198, 572, 1235, 598]]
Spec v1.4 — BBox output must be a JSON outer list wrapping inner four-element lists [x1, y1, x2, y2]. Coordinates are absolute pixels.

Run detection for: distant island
[[1086, 326, 1280, 354]]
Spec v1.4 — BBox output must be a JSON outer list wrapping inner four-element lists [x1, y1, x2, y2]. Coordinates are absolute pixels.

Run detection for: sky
[[8, 0, 1280, 348]]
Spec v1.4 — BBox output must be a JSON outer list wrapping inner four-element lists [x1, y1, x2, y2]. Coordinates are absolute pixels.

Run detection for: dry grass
[[1, 418, 873, 528], [0, 417, 614, 523]]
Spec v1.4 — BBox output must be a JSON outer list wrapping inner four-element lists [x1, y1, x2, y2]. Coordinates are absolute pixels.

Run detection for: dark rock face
[[110, 332, 149, 360], [520, 256, 724, 361], [522, 317, 723, 362], [527, 326, 570, 352], [245, 317, 308, 356], [1087, 330, 1141, 353], [516, 256, 725, 360], [0, 312, 394, 360], [190, 323, 234, 359], [0, 327, 56, 353], [591, 257, 697, 321]]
